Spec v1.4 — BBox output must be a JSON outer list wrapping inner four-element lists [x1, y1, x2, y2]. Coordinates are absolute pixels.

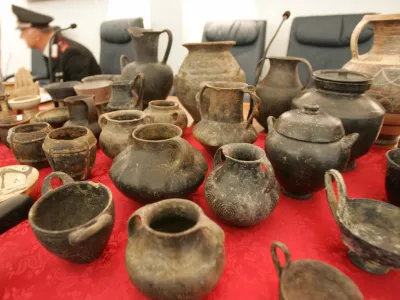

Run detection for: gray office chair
[[100, 18, 144, 74], [202, 20, 267, 86], [287, 14, 374, 85]]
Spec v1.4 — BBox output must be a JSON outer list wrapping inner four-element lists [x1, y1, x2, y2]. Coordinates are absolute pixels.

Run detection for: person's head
[[19, 26, 54, 49]]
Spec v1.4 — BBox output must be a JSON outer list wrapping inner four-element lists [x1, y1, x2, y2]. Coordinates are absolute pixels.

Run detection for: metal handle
[[120, 55, 130, 72], [68, 213, 113, 245], [350, 18, 370, 59], [270, 241, 292, 278], [161, 29, 173, 64], [294, 57, 313, 90], [196, 84, 211, 120], [242, 85, 260, 128], [131, 73, 145, 108], [41, 171, 75, 195], [324, 169, 348, 225]]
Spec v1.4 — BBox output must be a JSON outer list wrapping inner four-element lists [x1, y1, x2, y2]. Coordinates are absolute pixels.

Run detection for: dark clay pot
[[29, 172, 115, 263], [106, 75, 145, 112], [64, 95, 101, 138], [43, 126, 97, 180], [33, 107, 70, 128], [292, 69, 385, 171], [265, 104, 359, 199], [110, 123, 208, 203], [205, 143, 280, 226], [120, 27, 173, 108], [43, 81, 79, 104], [125, 198, 225, 300], [0, 114, 31, 148], [386, 149, 400, 207], [8, 122, 52, 169], [144, 100, 188, 131]]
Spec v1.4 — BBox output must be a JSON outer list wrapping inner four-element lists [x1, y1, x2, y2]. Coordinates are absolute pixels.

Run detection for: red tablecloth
[[0, 128, 398, 300]]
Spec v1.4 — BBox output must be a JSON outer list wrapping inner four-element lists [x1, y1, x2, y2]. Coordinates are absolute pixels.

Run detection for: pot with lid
[[265, 104, 359, 199], [292, 69, 385, 171]]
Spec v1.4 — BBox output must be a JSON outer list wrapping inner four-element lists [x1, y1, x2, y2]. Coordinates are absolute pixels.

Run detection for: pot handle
[[270, 241, 292, 278], [131, 73, 145, 108], [161, 29, 173, 64], [212, 146, 226, 170], [81, 96, 99, 125], [171, 137, 193, 170], [6, 127, 16, 149], [127, 211, 144, 239], [294, 57, 313, 90], [350, 17, 370, 59], [41, 171, 75, 195], [267, 116, 276, 133], [120, 55, 130, 72], [242, 85, 260, 128], [196, 83, 211, 120], [68, 213, 113, 245], [198, 214, 225, 244], [324, 169, 348, 225], [98, 113, 107, 129], [260, 156, 276, 193]]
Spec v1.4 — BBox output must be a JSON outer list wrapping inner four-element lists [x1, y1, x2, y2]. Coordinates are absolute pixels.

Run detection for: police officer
[[12, 5, 102, 82]]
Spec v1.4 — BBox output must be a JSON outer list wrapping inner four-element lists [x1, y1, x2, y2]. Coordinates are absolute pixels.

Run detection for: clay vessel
[[33, 107, 69, 128], [325, 169, 400, 274], [205, 143, 279, 226], [110, 123, 208, 203], [82, 74, 122, 83], [266, 104, 358, 199], [120, 27, 173, 108], [255, 56, 312, 130], [144, 100, 188, 131], [8, 95, 41, 117], [8, 122, 52, 169], [292, 69, 384, 171], [43, 81, 79, 107], [43, 126, 97, 180], [106, 74, 145, 112], [0, 114, 31, 148], [174, 42, 246, 122], [386, 149, 400, 207], [193, 81, 260, 154], [98, 110, 151, 158], [125, 198, 225, 300], [271, 241, 363, 300], [73, 81, 112, 106], [63, 95, 101, 138], [29, 172, 114, 263], [343, 14, 400, 148]]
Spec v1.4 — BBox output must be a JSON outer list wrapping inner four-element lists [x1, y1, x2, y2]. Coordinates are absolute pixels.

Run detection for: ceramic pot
[[82, 74, 122, 83], [125, 198, 225, 300], [33, 107, 70, 128], [43, 126, 97, 180], [343, 14, 400, 148], [8, 95, 41, 117], [63, 95, 101, 138], [73, 81, 112, 107], [43, 81, 79, 107], [386, 149, 400, 207], [29, 172, 114, 263], [8, 122, 52, 168], [292, 69, 385, 171], [120, 27, 173, 108], [271, 242, 363, 300], [325, 169, 400, 274], [110, 123, 208, 203], [0, 92, 10, 113], [205, 143, 279, 226], [98, 110, 151, 158], [193, 81, 260, 154], [266, 104, 359, 199], [144, 100, 188, 131], [174, 42, 246, 122], [0, 114, 31, 147], [106, 74, 145, 112], [255, 56, 312, 129]]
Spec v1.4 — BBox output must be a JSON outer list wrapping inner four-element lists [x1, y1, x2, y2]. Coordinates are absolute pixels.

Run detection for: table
[[0, 101, 399, 300]]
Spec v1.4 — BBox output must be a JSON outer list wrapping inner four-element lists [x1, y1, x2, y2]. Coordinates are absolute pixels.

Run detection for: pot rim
[[132, 123, 182, 143], [8, 95, 41, 104], [29, 181, 113, 234], [104, 110, 146, 122], [148, 100, 178, 109], [221, 143, 266, 164], [73, 80, 112, 90], [46, 125, 90, 141], [13, 122, 50, 133], [386, 149, 400, 169], [200, 81, 247, 91], [183, 41, 236, 47], [64, 95, 95, 104]]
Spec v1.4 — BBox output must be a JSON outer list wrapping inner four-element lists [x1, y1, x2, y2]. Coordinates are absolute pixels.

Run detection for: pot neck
[[131, 32, 160, 63], [369, 20, 400, 55], [183, 42, 235, 53], [262, 59, 301, 86], [68, 101, 88, 121], [206, 88, 244, 123]]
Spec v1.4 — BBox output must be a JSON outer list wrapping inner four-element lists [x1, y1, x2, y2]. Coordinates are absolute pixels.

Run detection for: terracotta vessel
[[0, 114, 31, 147], [386, 149, 400, 207], [8, 95, 41, 117], [292, 69, 384, 171], [43, 126, 97, 180], [29, 172, 114, 263], [2, 82, 15, 100], [125, 198, 225, 300], [98, 110, 151, 158], [33, 107, 70, 128], [106, 75, 145, 112], [82, 74, 122, 83], [144, 100, 188, 131], [271, 242, 363, 300], [205, 143, 279, 226], [325, 169, 400, 274], [43, 81, 79, 107], [63, 95, 101, 138], [120, 27, 173, 108], [344, 14, 400, 148], [8, 122, 52, 169], [193, 81, 260, 154], [73, 80, 112, 107], [266, 104, 358, 199], [0, 92, 10, 113], [110, 123, 208, 203], [174, 42, 246, 122], [255, 56, 312, 130]]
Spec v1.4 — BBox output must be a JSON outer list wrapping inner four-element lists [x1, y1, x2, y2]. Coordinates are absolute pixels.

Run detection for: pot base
[[348, 251, 389, 275], [344, 160, 357, 172], [283, 188, 312, 200]]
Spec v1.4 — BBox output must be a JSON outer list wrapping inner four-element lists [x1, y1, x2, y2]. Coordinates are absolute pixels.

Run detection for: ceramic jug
[[106, 74, 145, 112], [205, 143, 280, 226], [255, 56, 312, 130], [63, 95, 101, 138], [120, 27, 173, 107], [110, 123, 208, 203], [193, 81, 260, 154]]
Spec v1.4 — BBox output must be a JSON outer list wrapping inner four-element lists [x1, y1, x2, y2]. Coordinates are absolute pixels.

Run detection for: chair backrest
[[202, 20, 267, 86], [287, 14, 374, 85], [100, 18, 144, 74]]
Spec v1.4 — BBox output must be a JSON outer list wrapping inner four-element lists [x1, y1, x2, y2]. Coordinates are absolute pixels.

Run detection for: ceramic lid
[[274, 104, 345, 143], [313, 69, 372, 93]]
